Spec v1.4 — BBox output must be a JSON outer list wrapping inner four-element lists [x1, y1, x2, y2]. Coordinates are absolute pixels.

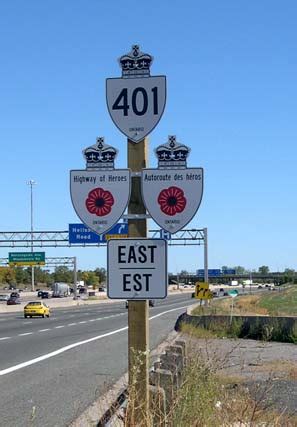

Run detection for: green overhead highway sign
[[8, 252, 45, 266]]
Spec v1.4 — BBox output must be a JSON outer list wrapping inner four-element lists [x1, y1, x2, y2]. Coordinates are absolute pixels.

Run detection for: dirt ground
[[183, 336, 297, 417]]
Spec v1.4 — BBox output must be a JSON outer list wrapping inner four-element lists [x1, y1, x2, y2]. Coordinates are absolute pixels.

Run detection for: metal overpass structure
[[0, 228, 206, 248], [0, 227, 209, 295], [0, 227, 209, 281]]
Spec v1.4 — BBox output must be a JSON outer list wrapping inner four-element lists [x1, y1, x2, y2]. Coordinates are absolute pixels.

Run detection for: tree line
[[0, 266, 106, 288], [175, 265, 297, 285], [177, 266, 296, 275]]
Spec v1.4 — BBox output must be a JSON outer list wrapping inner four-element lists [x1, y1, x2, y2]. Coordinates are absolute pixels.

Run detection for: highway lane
[[0, 294, 190, 343], [0, 294, 193, 427]]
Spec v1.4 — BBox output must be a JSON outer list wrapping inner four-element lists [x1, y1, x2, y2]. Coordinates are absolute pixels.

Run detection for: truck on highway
[[52, 282, 70, 297], [229, 280, 239, 286]]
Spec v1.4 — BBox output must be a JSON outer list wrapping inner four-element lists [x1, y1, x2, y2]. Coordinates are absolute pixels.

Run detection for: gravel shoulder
[[182, 335, 297, 416]]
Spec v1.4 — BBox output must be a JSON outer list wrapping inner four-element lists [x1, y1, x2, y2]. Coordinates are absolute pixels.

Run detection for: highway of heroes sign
[[70, 169, 130, 235], [141, 168, 203, 234], [107, 238, 167, 299]]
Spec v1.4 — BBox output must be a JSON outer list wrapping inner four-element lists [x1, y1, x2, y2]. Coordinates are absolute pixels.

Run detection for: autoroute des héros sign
[[142, 168, 203, 234], [106, 45, 166, 143], [9, 252, 45, 266], [141, 136, 203, 234], [107, 238, 167, 300]]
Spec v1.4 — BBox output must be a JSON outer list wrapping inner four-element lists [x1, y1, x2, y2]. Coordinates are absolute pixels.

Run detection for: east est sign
[[107, 238, 167, 299]]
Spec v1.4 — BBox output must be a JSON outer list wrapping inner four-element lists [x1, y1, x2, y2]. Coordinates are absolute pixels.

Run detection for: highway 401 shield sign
[[70, 169, 130, 235], [141, 168, 203, 234], [106, 76, 166, 143]]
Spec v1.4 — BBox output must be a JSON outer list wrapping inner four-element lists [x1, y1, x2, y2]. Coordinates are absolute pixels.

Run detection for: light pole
[[27, 179, 36, 291]]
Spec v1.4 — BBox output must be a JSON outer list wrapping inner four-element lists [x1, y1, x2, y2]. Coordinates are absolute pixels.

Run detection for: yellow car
[[24, 301, 50, 318]]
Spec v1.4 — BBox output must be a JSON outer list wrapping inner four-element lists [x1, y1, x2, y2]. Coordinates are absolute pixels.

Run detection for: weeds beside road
[[173, 330, 297, 426], [111, 331, 297, 426]]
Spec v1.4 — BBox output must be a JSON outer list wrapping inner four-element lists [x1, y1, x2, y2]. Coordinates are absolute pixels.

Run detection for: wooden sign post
[[127, 138, 149, 425]]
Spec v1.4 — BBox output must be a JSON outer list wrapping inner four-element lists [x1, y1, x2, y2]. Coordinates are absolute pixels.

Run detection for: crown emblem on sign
[[83, 137, 118, 170], [119, 45, 153, 78], [155, 136, 190, 169]]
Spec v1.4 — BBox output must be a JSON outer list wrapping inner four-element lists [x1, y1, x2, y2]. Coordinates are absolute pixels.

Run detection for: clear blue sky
[[0, 1, 296, 273]]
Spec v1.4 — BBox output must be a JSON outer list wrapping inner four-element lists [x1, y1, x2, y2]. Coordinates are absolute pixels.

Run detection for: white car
[[0, 294, 9, 301]]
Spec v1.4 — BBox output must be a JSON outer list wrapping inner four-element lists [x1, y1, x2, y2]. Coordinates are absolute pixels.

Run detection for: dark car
[[10, 292, 20, 299], [41, 291, 50, 299], [7, 297, 21, 305], [37, 290, 43, 297], [125, 300, 155, 308]]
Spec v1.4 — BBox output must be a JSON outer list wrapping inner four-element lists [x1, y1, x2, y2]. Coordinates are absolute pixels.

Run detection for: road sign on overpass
[[68, 222, 128, 244], [197, 269, 221, 277], [9, 251, 45, 266]]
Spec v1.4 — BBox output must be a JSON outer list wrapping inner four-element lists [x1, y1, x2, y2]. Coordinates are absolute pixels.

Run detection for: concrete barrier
[[174, 313, 297, 343], [148, 339, 187, 419]]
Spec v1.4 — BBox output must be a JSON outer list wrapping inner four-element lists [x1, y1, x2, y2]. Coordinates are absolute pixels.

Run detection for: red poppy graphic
[[85, 187, 114, 216], [157, 186, 187, 216]]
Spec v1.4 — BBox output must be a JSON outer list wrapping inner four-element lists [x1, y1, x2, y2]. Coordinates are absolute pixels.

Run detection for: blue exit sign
[[69, 223, 128, 244]]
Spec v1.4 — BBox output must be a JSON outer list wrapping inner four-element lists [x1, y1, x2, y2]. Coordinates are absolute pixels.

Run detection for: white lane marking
[[0, 305, 189, 376], [2, 313, 127, 340], [149, 305, 188, 320], [0, 326, 128, 376], [156, 300, 192, 309], [0, 337, 11, 341]]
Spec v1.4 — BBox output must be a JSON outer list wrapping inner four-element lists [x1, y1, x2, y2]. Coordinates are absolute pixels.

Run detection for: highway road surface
[[0, 294, 193, 427]]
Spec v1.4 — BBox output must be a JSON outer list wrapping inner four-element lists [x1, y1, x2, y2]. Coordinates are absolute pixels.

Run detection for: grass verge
[[196, 286, 297, 317]]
